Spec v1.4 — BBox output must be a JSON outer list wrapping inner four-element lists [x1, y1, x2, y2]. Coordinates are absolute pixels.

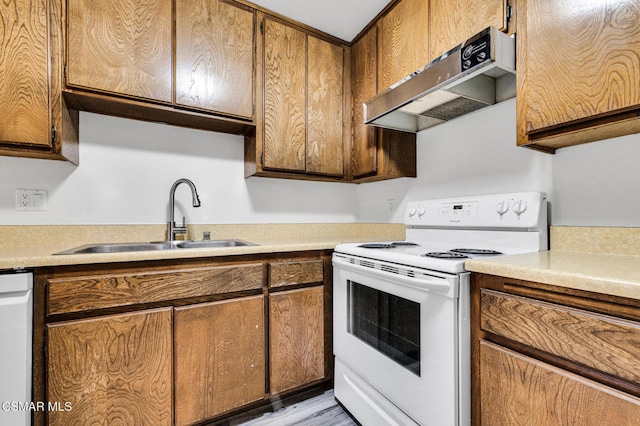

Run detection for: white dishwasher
[[0, 271, 33, 426]]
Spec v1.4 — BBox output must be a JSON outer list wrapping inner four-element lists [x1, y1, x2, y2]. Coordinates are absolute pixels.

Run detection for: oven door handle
[[333, 258, 452, 293]]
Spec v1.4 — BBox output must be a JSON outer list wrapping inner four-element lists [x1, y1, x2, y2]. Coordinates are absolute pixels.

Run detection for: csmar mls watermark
[[1, 401, 72, 412]]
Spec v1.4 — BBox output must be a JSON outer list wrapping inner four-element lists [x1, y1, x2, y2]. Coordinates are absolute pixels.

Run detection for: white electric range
[[332, 192, 548, 426]]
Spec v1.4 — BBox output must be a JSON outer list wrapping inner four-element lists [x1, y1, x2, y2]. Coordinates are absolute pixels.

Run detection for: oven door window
[[347, 281, 420, 376]]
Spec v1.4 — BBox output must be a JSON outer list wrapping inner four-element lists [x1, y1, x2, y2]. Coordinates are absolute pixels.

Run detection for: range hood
[[364, 27, 516, 133]]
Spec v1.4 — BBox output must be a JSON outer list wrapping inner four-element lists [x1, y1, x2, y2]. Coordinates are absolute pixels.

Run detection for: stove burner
[[422, 252, 468, 259], [449, 248, 503, 255], [391, 242, 419, 246], [358, 243, 396, 249]]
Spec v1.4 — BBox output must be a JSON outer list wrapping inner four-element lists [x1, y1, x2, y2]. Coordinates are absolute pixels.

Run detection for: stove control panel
[[405, 192, 547, 229]]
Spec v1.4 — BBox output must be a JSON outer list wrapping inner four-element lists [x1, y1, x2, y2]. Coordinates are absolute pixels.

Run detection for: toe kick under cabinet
[[471, 273, 640, 425], [33, 251, 332, 426]]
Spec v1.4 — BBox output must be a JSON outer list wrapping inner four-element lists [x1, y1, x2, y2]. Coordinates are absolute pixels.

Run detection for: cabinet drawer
[[480, 289, 640, 384], [480, 341, 640, 425], [47, 264, 264, 315], [269, 259, 324, 288]]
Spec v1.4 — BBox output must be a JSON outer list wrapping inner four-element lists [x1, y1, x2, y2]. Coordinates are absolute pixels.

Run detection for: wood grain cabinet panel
[[270, 286, 325, 393], [350, 26, 378, 178], [307, 36, 344, 176], [472, 273, 640, 424], [269, 259, 324, 288], [349, 24, 417, 183], [174, 296, 265, 425], [0, 0, 49, 147], [262, 18, 307, 172], [380, 0, 430, 90], [175, 0, 254, 119], [481, 289, 640, 384], [0, 0, 78, 162], [47, 263, 264, 314], [429, 0, 506, 60], [47, 308, 172, 426], [66, 0, 172, 102], [480, 341, 640, 426], [517, 0, 640, 150]]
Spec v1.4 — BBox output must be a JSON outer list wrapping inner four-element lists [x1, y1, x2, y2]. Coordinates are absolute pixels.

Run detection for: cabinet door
[[307, 36, 344, 176], [350, 26, 378, 178], [480, 341, 640, 425], [175, 0, 254, 119], [0, 0, 50, 147], [270, 286, 324, 393], [47, 308, 172, 425], [429, 0, 506, 60], [175, 296, 265, 425], [517, 0, 640, 144], [66, 0, 172, 102], [380, 0, 430, 90], [263, 18, 306, 172]]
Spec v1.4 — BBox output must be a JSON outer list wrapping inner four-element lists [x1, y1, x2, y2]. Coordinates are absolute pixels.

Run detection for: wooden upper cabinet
[[307, 36, 344, 176], [47, 308, 173, 425], [66, 0, 172, 102], [0, 0, 50, 147], [0, 0, 78, 163], [517, 0, 640, 151], [429, 0, 507, 60], [350, 26, 378, 178], [263, 18, 307, 172], [175, 0, 254, 119], [380, 0, 430, 90]]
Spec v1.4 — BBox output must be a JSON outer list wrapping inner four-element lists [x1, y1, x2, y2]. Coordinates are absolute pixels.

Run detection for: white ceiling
[[249, 0, 392, 42]]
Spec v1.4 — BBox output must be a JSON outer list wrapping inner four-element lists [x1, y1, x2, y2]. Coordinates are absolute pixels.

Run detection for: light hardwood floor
[[237, 390, 357, 426]]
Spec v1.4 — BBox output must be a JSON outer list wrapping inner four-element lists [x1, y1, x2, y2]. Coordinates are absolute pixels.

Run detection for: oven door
[[333, 253, 465, 426]]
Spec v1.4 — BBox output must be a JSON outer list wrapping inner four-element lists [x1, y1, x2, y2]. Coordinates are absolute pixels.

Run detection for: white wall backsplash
[[357, 99, 554, 222], [0, 112, 359, 225], [551, 132, 640, 227], [1, 100, 639, 227]]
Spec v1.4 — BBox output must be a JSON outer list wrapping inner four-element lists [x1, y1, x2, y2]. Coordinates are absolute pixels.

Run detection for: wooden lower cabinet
[[47, 308, 173, 425], [269, 286, 325, 394], [472, 273, 640, 425], [480, 341, 640, 426], [174, 296, 265, 425], [39, 252, 331, 425]]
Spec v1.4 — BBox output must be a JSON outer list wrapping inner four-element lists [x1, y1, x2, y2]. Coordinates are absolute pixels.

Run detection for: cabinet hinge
[[51, 126, 58, 143], [506, 2, 513, 24], [260, 152, 264, 166]]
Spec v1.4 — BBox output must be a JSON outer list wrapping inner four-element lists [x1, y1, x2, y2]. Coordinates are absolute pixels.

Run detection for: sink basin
[[54, 242, 175, 255], [176, 239, 256, 249], [54, 239, 257, 255]]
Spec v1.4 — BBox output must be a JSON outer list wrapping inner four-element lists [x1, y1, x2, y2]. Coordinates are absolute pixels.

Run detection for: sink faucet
[[167, 178, 201, 241]]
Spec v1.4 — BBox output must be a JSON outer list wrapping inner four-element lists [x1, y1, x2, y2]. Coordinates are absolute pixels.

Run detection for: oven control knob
[[495, 201, 509, 217], [408, 207, 417, 217], [417, 206, 426, 217], [512, 200, 528, 218]]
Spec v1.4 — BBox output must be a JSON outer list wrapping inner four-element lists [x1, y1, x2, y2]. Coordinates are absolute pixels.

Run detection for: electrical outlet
[[16, 189, 48, 211], [388, 199, 396, 213]]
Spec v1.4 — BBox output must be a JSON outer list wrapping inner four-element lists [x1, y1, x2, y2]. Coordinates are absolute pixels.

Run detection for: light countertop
[[0, 223, 406, 270], [466, 242, 640, 301]]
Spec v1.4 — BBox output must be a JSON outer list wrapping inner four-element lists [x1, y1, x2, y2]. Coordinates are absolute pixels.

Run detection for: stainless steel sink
[[54, 239, 257, 255], [54, 242, 175, 255], [176, 239, 256, 249]]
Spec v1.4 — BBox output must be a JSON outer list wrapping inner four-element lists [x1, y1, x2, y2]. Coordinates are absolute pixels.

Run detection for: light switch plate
[[16, 189, 48, 211]]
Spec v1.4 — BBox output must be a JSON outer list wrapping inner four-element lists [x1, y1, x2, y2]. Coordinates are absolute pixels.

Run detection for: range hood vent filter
[[364, 27, 516, 133], [420, 96, 490, 121]]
